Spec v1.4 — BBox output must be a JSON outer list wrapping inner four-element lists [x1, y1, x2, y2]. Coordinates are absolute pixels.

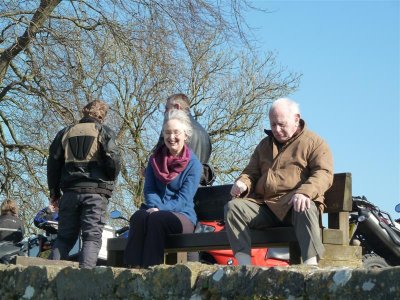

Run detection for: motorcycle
[[350, 196, 400, 268], [29, 207, 114, 265], [109, 210, 130, 238], [0, 225, 34, 264], [0, 238, 32, 264], [109, 210, 290, 267], [28, 219, 66, 259], [195, 220, 289, 266], [29, 207, 67, 259]]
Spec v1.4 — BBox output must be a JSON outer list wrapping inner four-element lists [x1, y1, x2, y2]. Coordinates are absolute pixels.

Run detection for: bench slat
[[108, 228, 297, 253], [165, 228, 297, 252]]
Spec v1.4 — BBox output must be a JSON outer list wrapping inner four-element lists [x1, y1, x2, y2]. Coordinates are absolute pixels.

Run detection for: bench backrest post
[[324, 173, 352, 245]]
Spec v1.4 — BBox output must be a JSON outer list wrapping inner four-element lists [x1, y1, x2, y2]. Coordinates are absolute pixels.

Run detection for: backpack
[[200, 163, 216, 186]]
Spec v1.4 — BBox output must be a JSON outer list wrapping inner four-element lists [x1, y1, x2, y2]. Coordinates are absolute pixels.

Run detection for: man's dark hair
[[166, 94, 190, 112]]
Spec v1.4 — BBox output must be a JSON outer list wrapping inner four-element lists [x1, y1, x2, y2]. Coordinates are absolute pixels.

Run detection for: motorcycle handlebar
[[115, 226, 129, 236]]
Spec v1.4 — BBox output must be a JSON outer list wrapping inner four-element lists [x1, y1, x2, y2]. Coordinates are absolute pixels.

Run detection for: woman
[[124, 109, 202, 268], [0, 199, 25, 243]]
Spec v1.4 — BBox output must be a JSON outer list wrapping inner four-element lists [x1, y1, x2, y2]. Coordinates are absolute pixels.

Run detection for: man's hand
[[230, 180, 247, 197], [147, 207, 159, 214], [288, 193, 311, 212]]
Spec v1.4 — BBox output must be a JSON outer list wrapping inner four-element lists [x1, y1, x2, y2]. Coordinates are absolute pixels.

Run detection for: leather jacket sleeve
[[47, 127, 68, 199], [100, 125, 122, 180]]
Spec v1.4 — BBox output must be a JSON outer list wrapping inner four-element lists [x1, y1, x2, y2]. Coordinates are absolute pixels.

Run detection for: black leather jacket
[[188, 114, 212, 164], [0, 213, 24, 243], [47, 117, 121, 198]]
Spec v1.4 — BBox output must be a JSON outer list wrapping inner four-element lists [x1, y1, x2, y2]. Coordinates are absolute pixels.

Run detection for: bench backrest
[[194, 172, 352, 221], [194, 184, 232, 221], [324, 172, 352, 213]]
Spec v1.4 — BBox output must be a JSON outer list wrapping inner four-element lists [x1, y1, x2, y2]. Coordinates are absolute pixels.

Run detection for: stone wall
[[0, 260, 399, 299]]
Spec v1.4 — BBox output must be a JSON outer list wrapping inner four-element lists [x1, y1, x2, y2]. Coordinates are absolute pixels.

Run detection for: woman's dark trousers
[[124, 209, 187, 268]]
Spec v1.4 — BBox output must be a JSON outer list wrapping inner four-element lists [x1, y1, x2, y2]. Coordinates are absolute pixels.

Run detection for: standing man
[[225, 98, 333, 266], [155, 93, 213, 186], [47, 100, 121, 269]]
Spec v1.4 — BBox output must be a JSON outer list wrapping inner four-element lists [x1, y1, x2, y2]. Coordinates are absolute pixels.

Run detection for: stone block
[[1, 262, 399, 299], [323, 228, 345, 245], [319, 244, 363, 268], [14, 256, 79, 268]]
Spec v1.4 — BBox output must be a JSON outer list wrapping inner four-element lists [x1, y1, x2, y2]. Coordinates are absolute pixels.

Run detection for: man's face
[[269, 106, 300, 143]]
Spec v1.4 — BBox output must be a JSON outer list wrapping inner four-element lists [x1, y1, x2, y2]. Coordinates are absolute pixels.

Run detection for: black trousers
[[124, 209, 193, 268], [50, 192, 108, 269]]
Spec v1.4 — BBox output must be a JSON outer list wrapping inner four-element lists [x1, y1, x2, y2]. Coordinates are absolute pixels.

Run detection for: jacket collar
[[79, 116, 101, 124], [264, 119, 306, 143]]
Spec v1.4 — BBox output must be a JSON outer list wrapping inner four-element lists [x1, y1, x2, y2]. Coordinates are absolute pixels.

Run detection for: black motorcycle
[[29, 218, 112, 265], [28, 220, 62, 259], [0, 227, 31, 264], [350, 196, 400, 268], [0, 239, 32, 264], [109, 210, 130, 238]]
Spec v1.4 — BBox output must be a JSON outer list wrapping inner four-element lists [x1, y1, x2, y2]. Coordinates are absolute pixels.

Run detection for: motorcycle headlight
[[194, 223, 216, 233]]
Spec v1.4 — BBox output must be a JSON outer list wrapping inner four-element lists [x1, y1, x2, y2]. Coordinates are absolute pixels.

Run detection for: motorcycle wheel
[[363, 253, 390, 269]]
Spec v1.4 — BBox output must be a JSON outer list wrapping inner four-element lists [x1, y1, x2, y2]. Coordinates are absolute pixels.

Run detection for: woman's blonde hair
[[1, 199, 18, 216]]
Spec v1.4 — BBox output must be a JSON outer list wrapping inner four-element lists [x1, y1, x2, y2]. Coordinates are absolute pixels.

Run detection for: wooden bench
[[107, 172, 362, 267]]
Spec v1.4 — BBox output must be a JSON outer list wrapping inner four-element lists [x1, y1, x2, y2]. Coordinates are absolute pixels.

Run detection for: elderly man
[[47, 100, 121, 268], [225, 97, 333, 265]]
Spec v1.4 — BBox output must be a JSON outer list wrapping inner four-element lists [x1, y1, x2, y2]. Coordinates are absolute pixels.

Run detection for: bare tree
[[0, 0, 300, 233]]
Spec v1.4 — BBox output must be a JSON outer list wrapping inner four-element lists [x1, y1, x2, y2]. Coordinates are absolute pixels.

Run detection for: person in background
[[124, 109, 202, 268], [34, 204, 59, 234], [0, 199, 24, 243], [155, 93, 214, 186], [225, 97, 333, 266], [47, 99, 121, 269]]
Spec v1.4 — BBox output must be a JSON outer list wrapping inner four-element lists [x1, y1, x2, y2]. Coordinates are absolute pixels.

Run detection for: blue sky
[[246, 1, 399, 215]]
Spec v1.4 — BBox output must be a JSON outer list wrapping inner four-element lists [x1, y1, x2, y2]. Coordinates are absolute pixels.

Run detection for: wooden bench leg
[[289, 242, 301, 265], [164, 252, 188, 265], [107, 250, 125, 267], [176, 252, 188, 264]]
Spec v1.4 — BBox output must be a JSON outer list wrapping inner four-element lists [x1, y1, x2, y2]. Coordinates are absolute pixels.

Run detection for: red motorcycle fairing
[[198, 221, 289, 267]]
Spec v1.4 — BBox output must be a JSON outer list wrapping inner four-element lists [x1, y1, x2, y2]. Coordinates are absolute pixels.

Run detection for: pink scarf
[[151, 144, 190, 184]]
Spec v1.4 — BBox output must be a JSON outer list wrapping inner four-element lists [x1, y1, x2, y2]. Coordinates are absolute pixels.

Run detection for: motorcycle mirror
[[395, 204, 400, 213], [110, 210, 122, 219]]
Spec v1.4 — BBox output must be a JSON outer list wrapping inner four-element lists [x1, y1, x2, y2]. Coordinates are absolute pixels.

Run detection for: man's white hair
[[270, 98, 301, 115]]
